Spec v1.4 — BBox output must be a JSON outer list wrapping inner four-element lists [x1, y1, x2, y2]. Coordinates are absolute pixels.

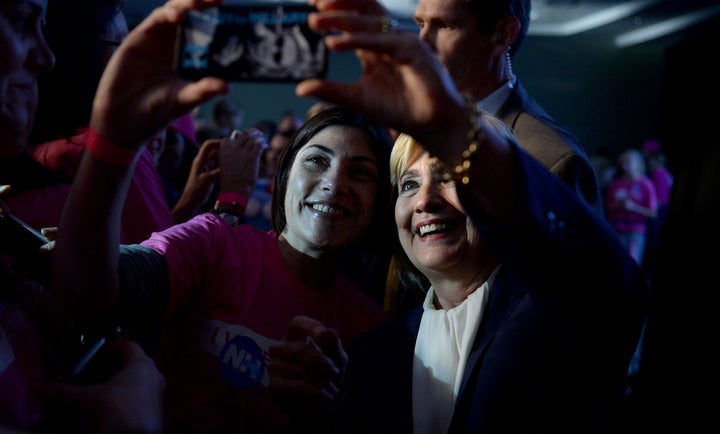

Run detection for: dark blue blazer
[[335, 146, 647, 434]]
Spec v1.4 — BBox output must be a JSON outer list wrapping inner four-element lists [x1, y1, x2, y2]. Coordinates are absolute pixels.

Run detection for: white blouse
[[412, 267, 499, 434]]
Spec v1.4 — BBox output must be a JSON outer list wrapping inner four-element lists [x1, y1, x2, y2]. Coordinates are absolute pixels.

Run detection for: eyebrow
[[399, 168, 420, 179], [305, 144, 378, 166]]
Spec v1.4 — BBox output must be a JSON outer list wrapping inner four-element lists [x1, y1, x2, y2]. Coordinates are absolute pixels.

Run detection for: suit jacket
[[497, 81, 603, 215], [335, 147, 647, 434]]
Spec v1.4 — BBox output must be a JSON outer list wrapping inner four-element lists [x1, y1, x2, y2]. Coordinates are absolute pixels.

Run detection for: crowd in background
[[0, 0, 714, 433]]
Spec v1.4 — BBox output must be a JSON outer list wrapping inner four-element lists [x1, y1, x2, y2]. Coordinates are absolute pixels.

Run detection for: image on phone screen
[[175, 3, 327, 82]]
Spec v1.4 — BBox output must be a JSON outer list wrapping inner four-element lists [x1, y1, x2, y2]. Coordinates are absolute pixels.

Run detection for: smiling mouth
[[312, 203, 344, 216], [418, 222, 450, 237]]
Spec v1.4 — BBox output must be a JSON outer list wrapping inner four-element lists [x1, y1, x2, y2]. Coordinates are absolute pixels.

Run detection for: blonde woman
[[46, 0, 647, 431]]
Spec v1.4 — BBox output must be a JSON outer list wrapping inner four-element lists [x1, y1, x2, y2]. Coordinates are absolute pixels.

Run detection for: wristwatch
[[211, 208, 243, 227]]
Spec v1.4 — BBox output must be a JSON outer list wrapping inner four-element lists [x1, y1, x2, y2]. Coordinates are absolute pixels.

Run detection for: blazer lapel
[[456, 268, 529, 398], [496, 82, 529, 129]]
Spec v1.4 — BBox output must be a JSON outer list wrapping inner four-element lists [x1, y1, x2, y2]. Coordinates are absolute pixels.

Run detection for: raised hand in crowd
[[170, 138, 221, 223], [91, 0, 229, 151]]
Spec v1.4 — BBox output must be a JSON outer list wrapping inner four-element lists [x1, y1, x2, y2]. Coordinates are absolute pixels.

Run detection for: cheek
[[394, 199, 414, 235], [284, 170, 307, 209], [395, 205, 414, 253], [0, 31, 21, 74], [438, 32, 463, 56], [394, 201, 405, 228], [283, 179, 299, 210], [435, 39, 453, 63], [444, 189, 464, 213], [0, 83, 37, 147]]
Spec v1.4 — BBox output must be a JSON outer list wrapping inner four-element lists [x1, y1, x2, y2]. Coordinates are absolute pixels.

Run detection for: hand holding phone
[[0, 200, 50, 262], [175, 4, 327, 82], [64, 337, 109, 385]]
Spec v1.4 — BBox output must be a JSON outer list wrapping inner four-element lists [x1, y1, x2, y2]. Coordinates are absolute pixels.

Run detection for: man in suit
[[413, 0, 601, 212]]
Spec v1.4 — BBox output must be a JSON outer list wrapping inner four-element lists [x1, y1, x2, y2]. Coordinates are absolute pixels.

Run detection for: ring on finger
[[379, 15, 398, 33]]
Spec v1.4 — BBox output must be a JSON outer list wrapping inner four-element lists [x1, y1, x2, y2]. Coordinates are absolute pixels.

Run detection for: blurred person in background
[[604, 148, 658, 265]]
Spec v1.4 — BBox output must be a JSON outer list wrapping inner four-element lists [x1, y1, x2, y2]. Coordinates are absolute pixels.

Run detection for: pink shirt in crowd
[[605, 176, 658, 234], [649, 166, 673, 206], [8, 130, 174, 244]]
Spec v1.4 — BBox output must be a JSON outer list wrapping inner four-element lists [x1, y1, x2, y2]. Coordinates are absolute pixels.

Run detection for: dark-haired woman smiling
[[53, 105, 391, 434]]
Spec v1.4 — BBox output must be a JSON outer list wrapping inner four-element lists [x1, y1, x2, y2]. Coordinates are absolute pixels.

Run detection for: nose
[[321, 164, 350, 195], [414, 177, 445, 213], [28, 29, 56, 72], [417, 26, 436, 52]]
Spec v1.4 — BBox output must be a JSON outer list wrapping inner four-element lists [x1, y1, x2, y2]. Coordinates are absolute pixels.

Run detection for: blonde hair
[[390, 113, 514, 189], [385, 133, 430, 313], [390, 133, 423, 188]]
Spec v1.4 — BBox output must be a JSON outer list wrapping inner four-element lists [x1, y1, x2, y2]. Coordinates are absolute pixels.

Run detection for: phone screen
[[175, 3, 327, 82]]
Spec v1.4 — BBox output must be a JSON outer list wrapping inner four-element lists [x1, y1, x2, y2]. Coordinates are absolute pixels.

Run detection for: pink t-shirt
[[9, 131, 175, 244], [649, 166, 673, 206], [605, 176, 658, 233], [141, 214, 388, 433]]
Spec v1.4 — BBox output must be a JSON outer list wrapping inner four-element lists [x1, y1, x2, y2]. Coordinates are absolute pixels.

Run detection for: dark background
[[123, 0, 720, 158]]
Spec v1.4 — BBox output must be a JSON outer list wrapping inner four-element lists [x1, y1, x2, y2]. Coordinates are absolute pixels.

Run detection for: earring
[[505, 51, 515, 88]]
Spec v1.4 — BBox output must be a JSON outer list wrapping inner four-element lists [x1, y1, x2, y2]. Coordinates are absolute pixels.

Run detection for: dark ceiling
[[120, 0, 720, 155], [123, 0, 720, 48]]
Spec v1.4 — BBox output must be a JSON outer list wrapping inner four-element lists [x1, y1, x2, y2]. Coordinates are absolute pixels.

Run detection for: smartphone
[[64, 337, 107, 384], [64, 336, 127, 386], [0, 207, 50, 262], [174, 3, 327, 82]]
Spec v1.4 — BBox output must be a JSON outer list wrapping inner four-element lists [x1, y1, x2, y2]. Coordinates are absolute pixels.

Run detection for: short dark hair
[[469, 0, 530, 58], [271, 106, 393, 247]]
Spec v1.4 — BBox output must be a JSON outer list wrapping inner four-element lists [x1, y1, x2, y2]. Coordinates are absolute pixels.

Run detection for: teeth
[[419, 223, 447, 236], [312, 204, 342, 216]]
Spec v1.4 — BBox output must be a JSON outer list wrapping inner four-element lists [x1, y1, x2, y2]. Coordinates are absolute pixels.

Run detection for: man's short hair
[[468, 0, 530, 57]]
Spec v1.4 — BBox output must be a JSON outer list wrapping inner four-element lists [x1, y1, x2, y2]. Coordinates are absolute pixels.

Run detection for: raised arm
[[298, 2, 646, 357], [51, 0, 229, 320]]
